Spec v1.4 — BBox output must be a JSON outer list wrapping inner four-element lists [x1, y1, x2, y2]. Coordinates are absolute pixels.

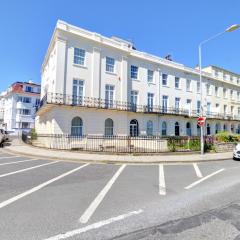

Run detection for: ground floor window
[[231, 124, 234, 133], [146, 120, 153, 136], [237, 124, 240, 134], [215, 123, 221, 134], [130, 119, 139, 137], [162, 121, 167, 136], [197, 125, 200, 136], [223, 124, 227, 131], [186, 122, 191, 136], [175, 122, 180, 136], [71, 117, 83, 136], [105, 118, 114, 136]]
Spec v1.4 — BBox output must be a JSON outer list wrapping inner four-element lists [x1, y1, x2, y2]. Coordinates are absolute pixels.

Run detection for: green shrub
[[215, 131, 239, 143], [204, 142, 216, 152], [167, 138, 176, 152], [188, 139, 200, 151], [30, 128, 37, 140]]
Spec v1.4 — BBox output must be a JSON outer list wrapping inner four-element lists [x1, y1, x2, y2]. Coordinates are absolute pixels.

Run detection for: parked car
[[0, 129, 4, 147], [233, 143, 240, 160]]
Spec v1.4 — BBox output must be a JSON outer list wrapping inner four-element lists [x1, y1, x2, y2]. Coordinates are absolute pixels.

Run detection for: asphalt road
[[0, 149, 240, 240]]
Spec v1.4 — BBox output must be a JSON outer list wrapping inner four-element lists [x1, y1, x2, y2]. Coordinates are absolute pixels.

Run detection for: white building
[[36, 20, 240, 137], [1, 81, 41, 131], [0, 92, 6, 129]]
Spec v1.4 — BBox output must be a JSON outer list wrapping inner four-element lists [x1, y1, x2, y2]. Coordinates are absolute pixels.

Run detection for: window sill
[[162, 85, 170, 88], [132, 79, 141, 82], [175, 88, 182, 90], [148, 82, 156, 86], [73, 64, 88, 69], [186, 90, 193, 93], [106, 71, 117, 76]]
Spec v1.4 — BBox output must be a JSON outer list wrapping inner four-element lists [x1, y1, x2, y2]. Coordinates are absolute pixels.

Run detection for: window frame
[[175, 77, 180, 89], [106, 57, 115, 73], [105, 118, 114, 136], [147, 70, 154, 83], [131, 65, 138, 80], [162, 74, 168, 86], [73, 47, 86, 66]]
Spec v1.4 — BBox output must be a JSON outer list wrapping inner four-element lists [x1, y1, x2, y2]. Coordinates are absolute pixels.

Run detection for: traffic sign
[[197, 117, 206, 126]]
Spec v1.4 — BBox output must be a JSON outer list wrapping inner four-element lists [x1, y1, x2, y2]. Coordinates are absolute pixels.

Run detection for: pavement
[[3, 138, 234, 164], [0, 148, 239, 239]]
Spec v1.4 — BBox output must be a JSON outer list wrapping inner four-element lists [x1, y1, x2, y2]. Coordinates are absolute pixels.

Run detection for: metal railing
[[22, 132, 206, 153], [37, 92, 240, 121]]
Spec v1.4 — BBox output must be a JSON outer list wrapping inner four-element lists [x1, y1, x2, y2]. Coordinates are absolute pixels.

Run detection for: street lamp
[[199, 24, 240, 155]]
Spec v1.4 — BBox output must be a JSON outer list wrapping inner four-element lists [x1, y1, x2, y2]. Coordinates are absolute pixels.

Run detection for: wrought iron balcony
[[37, 93, 240, 121]]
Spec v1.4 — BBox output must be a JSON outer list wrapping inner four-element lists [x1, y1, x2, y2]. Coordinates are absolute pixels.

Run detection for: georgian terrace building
[[36, 20, 240, 137]]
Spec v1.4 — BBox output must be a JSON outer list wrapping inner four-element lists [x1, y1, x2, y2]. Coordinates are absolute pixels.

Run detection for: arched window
[[162, 121, 167, 136], [237, 124, 240, 134], [175, 122, 180, 136], [223, 124, 227, 131], [105, 118, 114, 136], [186, 122, 191, 136], [71, 117, 83, 136], [215, 123, 220, 134], [146, 120, 153, 136], [130, 119, 139, 137], [207, 123, 211, 135], [231, 124, 234, 133], [197, 125, 201, 136]]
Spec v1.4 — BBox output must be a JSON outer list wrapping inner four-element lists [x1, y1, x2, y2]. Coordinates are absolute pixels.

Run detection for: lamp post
[[199, 24, 240, 155]]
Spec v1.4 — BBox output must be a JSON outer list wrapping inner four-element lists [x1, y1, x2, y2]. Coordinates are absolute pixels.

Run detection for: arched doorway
[[175, 122, 180, 136], [130, 119, 139, 137], [207, 123, 211, 135]]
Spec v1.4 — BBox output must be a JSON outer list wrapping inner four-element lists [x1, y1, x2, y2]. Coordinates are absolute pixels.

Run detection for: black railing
[[38, 93, 197, 117], [22, 132, 206, 153], [37, 92, 239, 121]]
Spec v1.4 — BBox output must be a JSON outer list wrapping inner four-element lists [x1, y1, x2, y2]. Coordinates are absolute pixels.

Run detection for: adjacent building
[[36, 20, 240, 137], [0, 92, 6, 129], [1, 81, 40, 131]]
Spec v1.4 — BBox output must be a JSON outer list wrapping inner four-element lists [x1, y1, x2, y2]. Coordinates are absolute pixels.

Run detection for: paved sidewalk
[[3, 138, 233, 164]]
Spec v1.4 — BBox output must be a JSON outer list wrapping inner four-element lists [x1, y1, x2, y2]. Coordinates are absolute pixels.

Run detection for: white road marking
[[0, 156, 21, 160], [0, 161, 58, 178], [159, 164, 166, 195], [79, 164, 126, 224], [0, 163, 89, 209], [193, 163, 203, 178], [0, 159, 37, 166], [185, 168, 225, 190], [44, 209, 143, 240]]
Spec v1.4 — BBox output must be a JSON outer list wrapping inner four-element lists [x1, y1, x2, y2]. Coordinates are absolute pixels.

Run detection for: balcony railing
[[37, 93, 240, 121]]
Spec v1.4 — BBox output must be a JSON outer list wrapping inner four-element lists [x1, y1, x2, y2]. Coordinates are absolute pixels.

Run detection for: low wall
[[215, 142, 236, 152]]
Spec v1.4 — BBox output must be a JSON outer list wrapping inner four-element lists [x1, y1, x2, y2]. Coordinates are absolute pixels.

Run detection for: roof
[[204, 65, 240, 76]]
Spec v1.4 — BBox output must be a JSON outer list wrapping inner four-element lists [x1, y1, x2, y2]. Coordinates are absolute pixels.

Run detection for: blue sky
[[0, 0, 239, 92]]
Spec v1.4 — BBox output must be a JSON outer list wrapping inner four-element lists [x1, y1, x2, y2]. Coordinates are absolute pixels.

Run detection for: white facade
[[1, 81, 41, 131], [36, 20, 240, 136], [0, 92, 6, 128]]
